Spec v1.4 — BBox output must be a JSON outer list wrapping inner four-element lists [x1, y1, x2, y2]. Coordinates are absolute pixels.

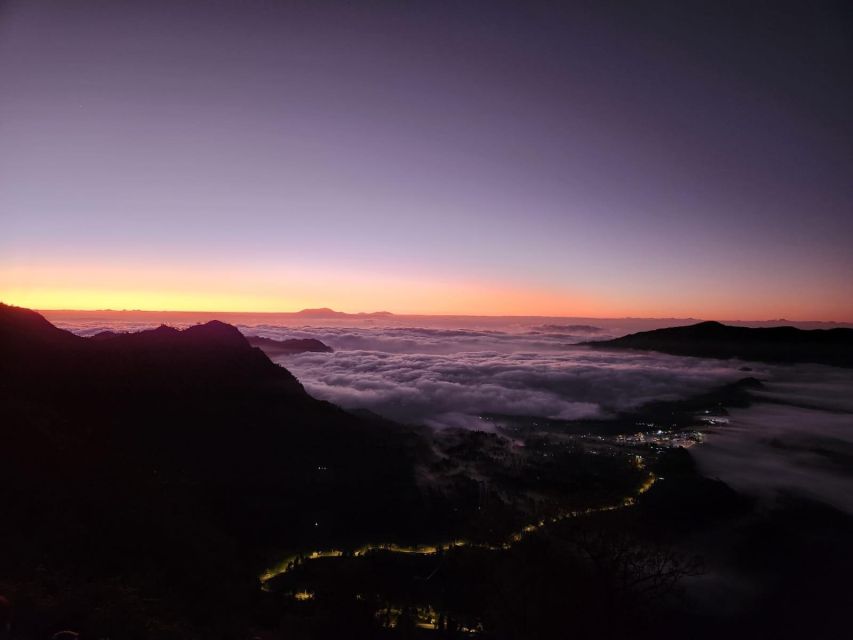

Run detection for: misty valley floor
[[257, 372, 853, 638]]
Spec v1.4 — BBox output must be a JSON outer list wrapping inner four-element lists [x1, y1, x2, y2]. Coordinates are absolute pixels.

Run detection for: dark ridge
[[582, 321, 853, 367], [91, 321, 254, 351], [0, 304, 429, 632], [247, 335, 333, 354], [0, 302, 81, 348]]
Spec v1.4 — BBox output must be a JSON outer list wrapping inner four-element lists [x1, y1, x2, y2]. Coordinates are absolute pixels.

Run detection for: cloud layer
[[692, 365, 853, 515], [251, 325, 751, 428], [54, 313, 853, 511]]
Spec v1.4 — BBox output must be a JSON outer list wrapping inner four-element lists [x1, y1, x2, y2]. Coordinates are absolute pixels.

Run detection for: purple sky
[[1, 1, 851, 318]]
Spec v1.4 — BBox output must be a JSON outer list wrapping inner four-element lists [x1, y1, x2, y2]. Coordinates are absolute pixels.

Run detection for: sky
[[1, 0, 851, 319]]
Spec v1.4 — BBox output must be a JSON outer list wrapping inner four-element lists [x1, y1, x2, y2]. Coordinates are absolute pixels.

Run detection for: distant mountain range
[[291, 307, 394, 318], [533, 323, 603, 333], [584, 320, 853, 367]]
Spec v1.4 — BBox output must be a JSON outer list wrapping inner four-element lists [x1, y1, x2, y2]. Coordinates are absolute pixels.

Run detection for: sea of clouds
[[50, 314, 754, 427], [49, 312, 853, 512], [245, 324, 754, 428], [212, 323, 853, 516]]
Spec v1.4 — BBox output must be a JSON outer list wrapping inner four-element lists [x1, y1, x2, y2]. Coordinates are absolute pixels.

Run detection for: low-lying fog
[[49, 312, 853, 513], [691, 365, 853, 515]]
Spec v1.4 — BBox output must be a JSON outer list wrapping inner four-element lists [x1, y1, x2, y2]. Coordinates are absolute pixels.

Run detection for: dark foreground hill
[[0, 303, 427, 635], [583, 321, 853, 367]]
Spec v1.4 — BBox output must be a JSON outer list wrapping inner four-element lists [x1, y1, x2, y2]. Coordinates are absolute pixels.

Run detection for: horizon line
[[26, 305, 853, 325]]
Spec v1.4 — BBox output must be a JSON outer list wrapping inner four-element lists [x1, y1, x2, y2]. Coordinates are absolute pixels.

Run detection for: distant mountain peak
[[584, 320, 853, 367], [294, 307, 344, 317], [183, 320, 247, 346], [292, 308, 394, 318]]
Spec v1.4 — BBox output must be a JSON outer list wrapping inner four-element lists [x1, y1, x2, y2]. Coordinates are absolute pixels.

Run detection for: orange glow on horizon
[[0, 283, 605, 317], [0, 261, 605, 316], [2, 261, 851, 321]]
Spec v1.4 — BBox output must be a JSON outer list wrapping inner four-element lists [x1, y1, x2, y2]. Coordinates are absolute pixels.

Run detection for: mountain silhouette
[[584, 320, 853, 366], [0, 303, 427, 632], [293, 307, 345, 317], [291, 307, 394, 318]]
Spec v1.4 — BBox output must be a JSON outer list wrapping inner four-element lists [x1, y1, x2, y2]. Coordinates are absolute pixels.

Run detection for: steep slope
[[0, 302, 82, 349], [0, 304, 427, 633]]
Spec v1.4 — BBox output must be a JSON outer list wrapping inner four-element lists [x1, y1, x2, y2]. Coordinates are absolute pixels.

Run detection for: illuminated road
[[259, 472, 657, 586]]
